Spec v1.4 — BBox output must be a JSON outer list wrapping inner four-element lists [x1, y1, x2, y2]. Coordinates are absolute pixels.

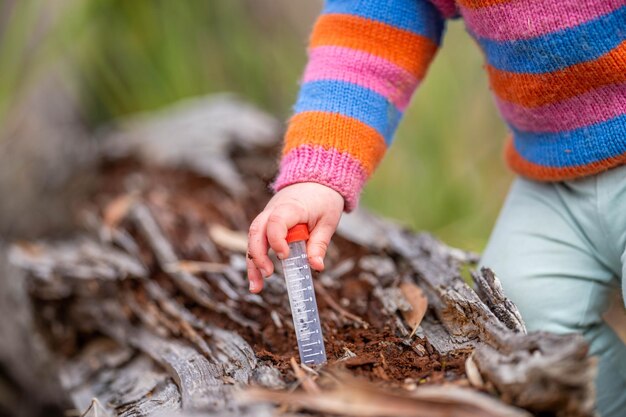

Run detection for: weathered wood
[[472, 267, 526, 334], [10, 238, 147, 283], [8, 96, 597, 417], [13, 201, 595, 417], [143, 280, 258, 384], [62, 342, 181, 416], [347, 218, 595, 416], [474, 333, 595, 417], [128, 329, 227, 410], [99, 94, 280, 197], [130, 203, 259, 331], [0, 243, 70, 417]]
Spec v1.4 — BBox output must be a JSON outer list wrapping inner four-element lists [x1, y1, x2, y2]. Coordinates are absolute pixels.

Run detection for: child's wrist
[[273, 146, 367, 211]]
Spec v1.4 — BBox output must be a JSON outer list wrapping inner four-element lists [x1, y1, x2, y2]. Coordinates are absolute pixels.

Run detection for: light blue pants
[[481, 167, 626, 417]]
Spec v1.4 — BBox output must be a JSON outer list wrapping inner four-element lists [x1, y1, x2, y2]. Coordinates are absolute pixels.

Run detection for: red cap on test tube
[[286, 224, 309, 243]]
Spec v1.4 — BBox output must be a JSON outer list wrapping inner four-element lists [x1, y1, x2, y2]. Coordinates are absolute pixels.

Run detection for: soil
[[92, 159, 469, 388]]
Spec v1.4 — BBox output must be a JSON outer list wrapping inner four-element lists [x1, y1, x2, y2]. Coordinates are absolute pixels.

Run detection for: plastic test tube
[[281, 224, 327, 365]]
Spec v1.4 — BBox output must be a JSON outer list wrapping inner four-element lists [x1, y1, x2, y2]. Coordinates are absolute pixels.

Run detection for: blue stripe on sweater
[[475, 5, 626, 74], [323, 0, 445, 43], [511, 113, 626, 167], [295, 80, 402, 145]]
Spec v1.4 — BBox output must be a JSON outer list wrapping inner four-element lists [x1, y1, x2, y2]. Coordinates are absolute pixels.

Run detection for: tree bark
[[8, 96, 596, 417]]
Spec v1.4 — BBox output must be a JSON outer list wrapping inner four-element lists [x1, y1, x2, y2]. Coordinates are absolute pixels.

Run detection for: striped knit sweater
[[273, 0, 626, 211]]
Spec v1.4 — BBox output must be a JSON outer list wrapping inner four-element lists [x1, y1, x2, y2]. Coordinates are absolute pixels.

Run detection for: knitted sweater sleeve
[[272, 0, 448, 211]]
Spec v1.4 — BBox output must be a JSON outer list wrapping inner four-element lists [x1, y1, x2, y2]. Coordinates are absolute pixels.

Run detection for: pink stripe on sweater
[[273, 145, 368, 212], [429, 0, 458, 18], [461, 0, 623, 41], [498, 83, 626, 133], [303, 46, 419, 112]]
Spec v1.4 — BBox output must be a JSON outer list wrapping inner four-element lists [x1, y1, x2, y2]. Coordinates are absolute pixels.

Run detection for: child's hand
[[247, 182, 344, 293]]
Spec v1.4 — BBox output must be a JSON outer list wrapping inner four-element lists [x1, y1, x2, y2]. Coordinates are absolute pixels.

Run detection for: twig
[[209, 224, 248, 253], [313, 281, 369, 328], [290, 358, 321, 394], [165, 260, 229, 274]]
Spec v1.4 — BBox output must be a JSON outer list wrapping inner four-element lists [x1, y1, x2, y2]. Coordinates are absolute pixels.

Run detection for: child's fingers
[[306, 220, 335, 271], [246, 257, 264, 293], [266, 202, 307, 259], [247, 211, 274, 279]]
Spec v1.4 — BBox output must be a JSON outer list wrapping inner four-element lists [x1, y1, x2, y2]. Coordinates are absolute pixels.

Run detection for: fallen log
[[10, 96, 595, 417]]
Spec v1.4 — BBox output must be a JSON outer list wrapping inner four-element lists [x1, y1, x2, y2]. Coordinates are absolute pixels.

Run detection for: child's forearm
[[273, 0, 448, 211]]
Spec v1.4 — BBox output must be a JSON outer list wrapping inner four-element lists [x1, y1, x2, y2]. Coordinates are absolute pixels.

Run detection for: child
[[245, 1, 626, 415]]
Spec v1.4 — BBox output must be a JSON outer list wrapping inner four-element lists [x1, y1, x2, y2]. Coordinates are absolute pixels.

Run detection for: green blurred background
[[0, 0, 511, 251]]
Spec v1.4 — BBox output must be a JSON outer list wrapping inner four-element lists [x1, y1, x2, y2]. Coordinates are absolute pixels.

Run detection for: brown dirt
[[93, 159, 469, 388]]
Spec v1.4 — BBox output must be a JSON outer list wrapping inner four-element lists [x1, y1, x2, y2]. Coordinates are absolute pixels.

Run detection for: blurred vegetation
[[0, 0, 43, 122], [75, 0, 313, 122], [1, 0, 511, 250]]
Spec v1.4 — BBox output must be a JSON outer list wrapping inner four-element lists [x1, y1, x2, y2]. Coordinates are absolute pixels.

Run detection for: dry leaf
[[103, 193, 136, 229], [465, 353, 485, 389], [209, 224, 248, 252], [399, 282, 428, 336], [13, 242, 43, 256], [81, 398, 112, 417], [169, 260, 229, 274], [241, 373, 531, 417]]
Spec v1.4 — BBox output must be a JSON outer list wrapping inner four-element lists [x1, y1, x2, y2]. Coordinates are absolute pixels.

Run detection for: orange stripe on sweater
[[457, 0, 515, 9], [310, 14, 438, 79], [283, 111, 387, 175], [489, 40, 626, 108], [505, 138, 626, 181]]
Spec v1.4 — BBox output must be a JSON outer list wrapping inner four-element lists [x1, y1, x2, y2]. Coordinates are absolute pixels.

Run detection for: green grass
[[0, 0, 46, 124], [1, 1, 511, 250], [74, 0, 309, 123]]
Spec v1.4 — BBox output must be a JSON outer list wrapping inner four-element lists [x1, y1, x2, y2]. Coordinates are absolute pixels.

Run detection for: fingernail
[[249, 281, 257, 292], [315, 256, 324, 268], [260, 268, 271, 278], [277, 252, 286, 260]]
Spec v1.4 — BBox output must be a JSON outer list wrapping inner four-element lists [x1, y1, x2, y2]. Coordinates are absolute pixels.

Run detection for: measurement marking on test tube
[[280, 224, 327, 365], [293, 298, 312, 306]]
